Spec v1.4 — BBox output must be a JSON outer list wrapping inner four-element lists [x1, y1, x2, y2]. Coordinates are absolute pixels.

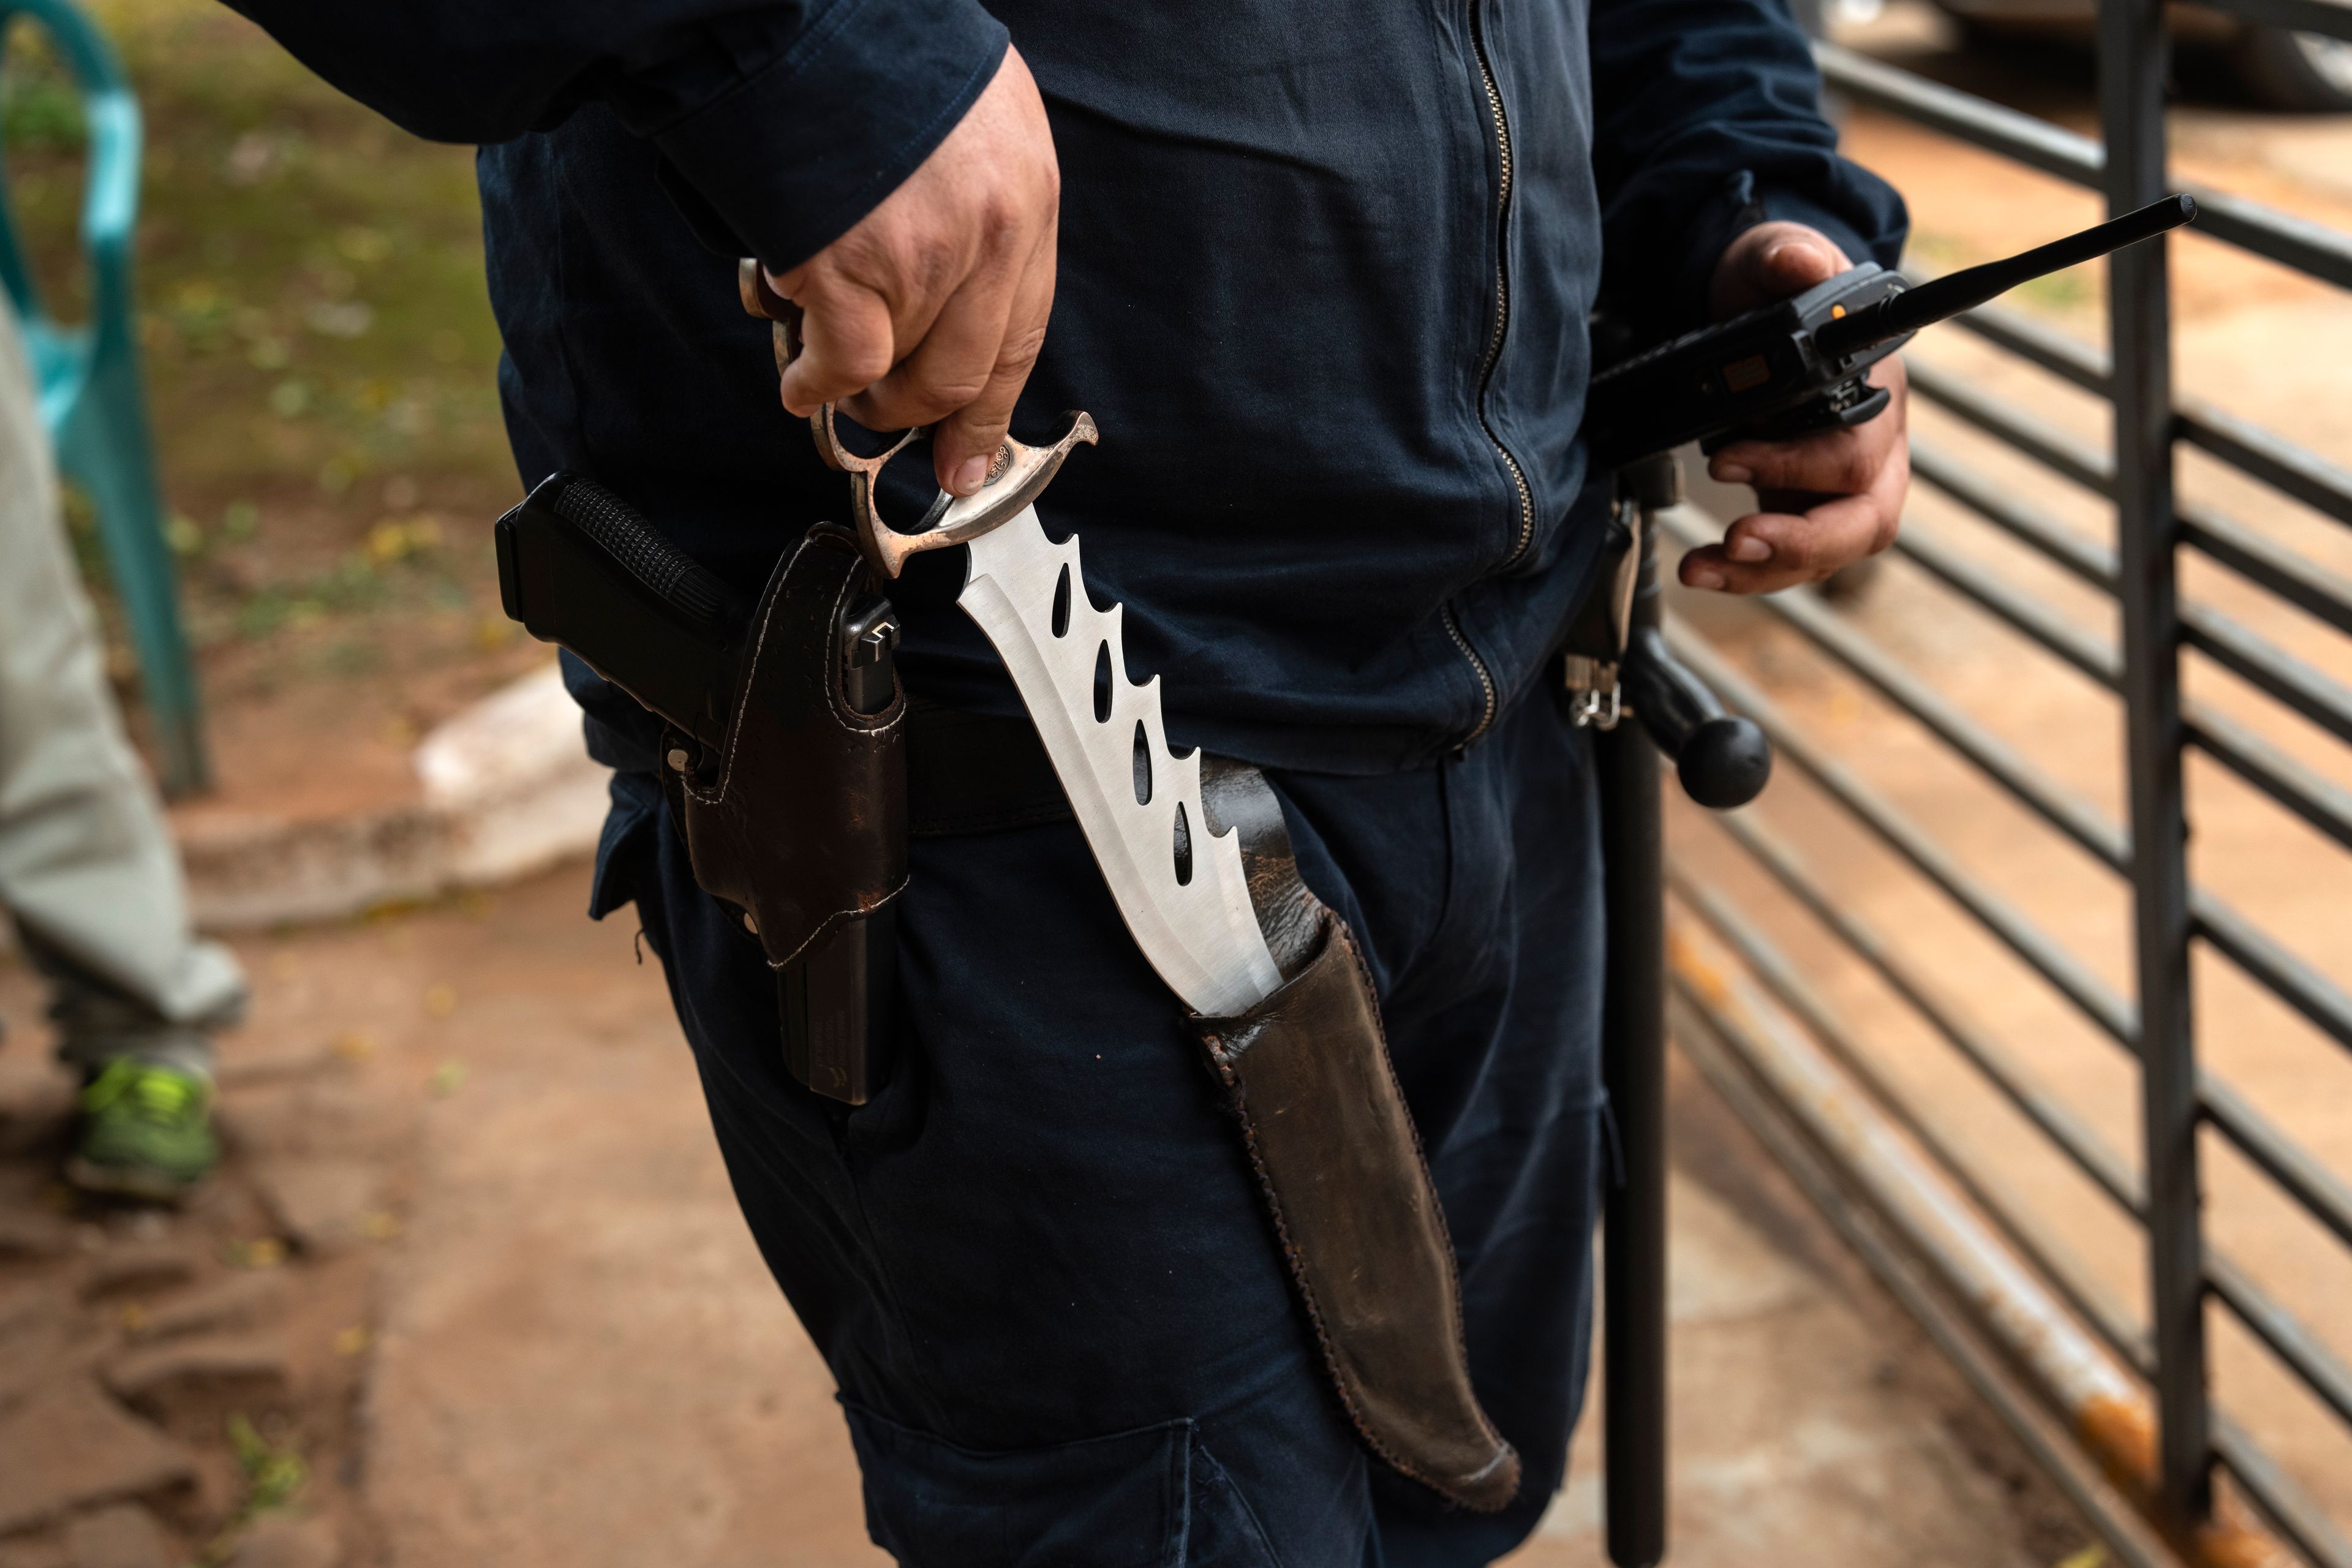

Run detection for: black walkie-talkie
[[495, 473, 902, 1106], [1583, 194, 2197, 469]]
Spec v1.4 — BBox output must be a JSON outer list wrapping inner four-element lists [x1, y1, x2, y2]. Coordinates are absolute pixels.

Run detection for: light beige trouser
[[0, 295, 242, 1072]]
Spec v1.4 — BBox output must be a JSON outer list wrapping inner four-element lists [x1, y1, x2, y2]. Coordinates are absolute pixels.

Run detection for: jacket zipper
[[1448, 0, 1525, 747], [1441, 602, 1497, 745], [1469, 0, 1533, 570]]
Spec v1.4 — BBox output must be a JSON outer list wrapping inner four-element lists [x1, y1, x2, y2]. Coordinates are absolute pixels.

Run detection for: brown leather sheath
[[675, 526, 906, 966], [1192, 766, 1521, 1513]]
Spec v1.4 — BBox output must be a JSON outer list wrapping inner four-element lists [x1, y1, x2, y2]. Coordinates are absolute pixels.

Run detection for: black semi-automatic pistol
[[1582, 194, 2196, 470], [494, 472, 745, 752]]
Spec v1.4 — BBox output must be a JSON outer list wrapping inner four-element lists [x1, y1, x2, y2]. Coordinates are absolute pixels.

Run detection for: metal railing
[[1645, 3, 2352, 1562]]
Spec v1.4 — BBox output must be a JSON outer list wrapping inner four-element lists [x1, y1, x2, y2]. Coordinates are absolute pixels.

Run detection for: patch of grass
[[203, 1411, 308, 1562]]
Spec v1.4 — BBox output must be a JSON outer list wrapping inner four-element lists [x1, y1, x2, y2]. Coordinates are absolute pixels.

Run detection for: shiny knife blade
[[962, 508, 1284, 1017]]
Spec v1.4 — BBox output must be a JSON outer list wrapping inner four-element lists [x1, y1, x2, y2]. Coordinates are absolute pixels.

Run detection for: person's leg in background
[[0, 294, 246, 1200]]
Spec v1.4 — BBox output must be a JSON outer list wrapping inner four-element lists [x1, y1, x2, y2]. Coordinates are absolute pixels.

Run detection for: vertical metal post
[[2098, 0, 2209, 1531], [1600, 486, 1668, 1568]]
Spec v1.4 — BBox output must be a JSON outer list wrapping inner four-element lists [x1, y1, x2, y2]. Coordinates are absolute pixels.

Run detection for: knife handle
[[736, 258, 1096, 581]]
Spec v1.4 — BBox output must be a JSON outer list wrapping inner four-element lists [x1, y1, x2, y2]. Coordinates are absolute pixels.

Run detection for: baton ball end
[[1677, 716, 1773, 810]]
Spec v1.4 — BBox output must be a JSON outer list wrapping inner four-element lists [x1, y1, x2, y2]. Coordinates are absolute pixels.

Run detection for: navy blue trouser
[[612, 682, 1607, 1565]]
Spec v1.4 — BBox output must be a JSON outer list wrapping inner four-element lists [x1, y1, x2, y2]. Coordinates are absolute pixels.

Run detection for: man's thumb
[[1758, 234, 1842, 293]]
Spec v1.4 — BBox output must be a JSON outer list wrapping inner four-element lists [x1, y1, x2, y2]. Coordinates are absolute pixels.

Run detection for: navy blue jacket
[[228, 0, 1904, 773]]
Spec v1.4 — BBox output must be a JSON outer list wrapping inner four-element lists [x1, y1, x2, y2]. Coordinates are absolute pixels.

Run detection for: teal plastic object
[[0, 0, 207, 796]]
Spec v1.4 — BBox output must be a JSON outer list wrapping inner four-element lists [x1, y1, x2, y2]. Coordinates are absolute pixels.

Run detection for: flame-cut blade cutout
[[959, 507, 1283, 1016]]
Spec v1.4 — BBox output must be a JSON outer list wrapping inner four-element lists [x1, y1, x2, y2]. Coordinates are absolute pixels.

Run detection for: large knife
[[742, 263, 1284, 1017]]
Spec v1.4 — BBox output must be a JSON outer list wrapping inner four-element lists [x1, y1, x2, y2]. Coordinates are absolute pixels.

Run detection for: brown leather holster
[[672, 526, 906, 967], [1191, 765, 1521, 1513]]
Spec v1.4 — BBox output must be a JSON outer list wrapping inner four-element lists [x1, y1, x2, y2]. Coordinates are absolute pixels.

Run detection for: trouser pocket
[[842, 1405, 1279, 1567]]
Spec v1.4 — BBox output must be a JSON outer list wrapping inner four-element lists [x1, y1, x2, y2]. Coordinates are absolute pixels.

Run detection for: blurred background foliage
[[0, 0, 522, 734]]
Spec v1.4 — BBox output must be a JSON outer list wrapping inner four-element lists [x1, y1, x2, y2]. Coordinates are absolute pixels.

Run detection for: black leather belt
[[903, 696, 1074, 837]]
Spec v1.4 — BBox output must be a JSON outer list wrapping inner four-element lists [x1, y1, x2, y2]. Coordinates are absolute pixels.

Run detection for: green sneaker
[[66, 1060, 220, 1201]]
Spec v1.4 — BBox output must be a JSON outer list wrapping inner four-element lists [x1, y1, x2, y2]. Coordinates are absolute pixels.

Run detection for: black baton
[[1597, 453, 1771, 1567]]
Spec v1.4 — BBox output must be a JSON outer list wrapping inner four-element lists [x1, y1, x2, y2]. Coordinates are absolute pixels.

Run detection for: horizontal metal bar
[[1815, 42, 2104, 184], [1689, 644, 2352, 1247], [1672, 519, 2352, 1082], [1675, 886, 2352, 1568], [1662, 614, 2140, 1041], [2181, 604, 2352, 750], [2178, 399, 2352, 533], [2192, 895, 2352, 1060], [2206, 1249, 2352, 1433], [1904, 1149, 2352, 1568], [1948, 303, 2112, 396], [1705, 809, 2142, 1210], [2180, 511, 2352, 640], [1666, 931, 2322, 1568], [1662, 597, 2352, 1235], [1669, 993, 2187, 1568], [1875, 519, 2123, 684], [2184, 182, 2352, 296], [1911, 410, 2352, 638], [1908, 360, 2118, 497], [1818, 41, 2352, 293], [1744, 567, 2129, 869], [2177, 0, 2352, 42], [1869, 501, 2352, 857], [1942, 304, 2352, 535], [1911, 441, 2119, 591], [1824, 46, 2352, 291], [1672, 859, 2122, 1207], [2199, 1075, 2352, 1253], [2187, 707, 2352, 857], [1686, 836, 2352, 1445], [2214, 1412, 2352, 1568]]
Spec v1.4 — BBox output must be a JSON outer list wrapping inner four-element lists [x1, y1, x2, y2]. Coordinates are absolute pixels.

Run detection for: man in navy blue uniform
[[227, 2, 1906, 1558]]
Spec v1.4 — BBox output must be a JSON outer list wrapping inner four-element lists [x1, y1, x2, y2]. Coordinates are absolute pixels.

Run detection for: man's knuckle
[[995, 323, 1049, 374], [839, 342, 895, 388], [918, 374, 991, 412]]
